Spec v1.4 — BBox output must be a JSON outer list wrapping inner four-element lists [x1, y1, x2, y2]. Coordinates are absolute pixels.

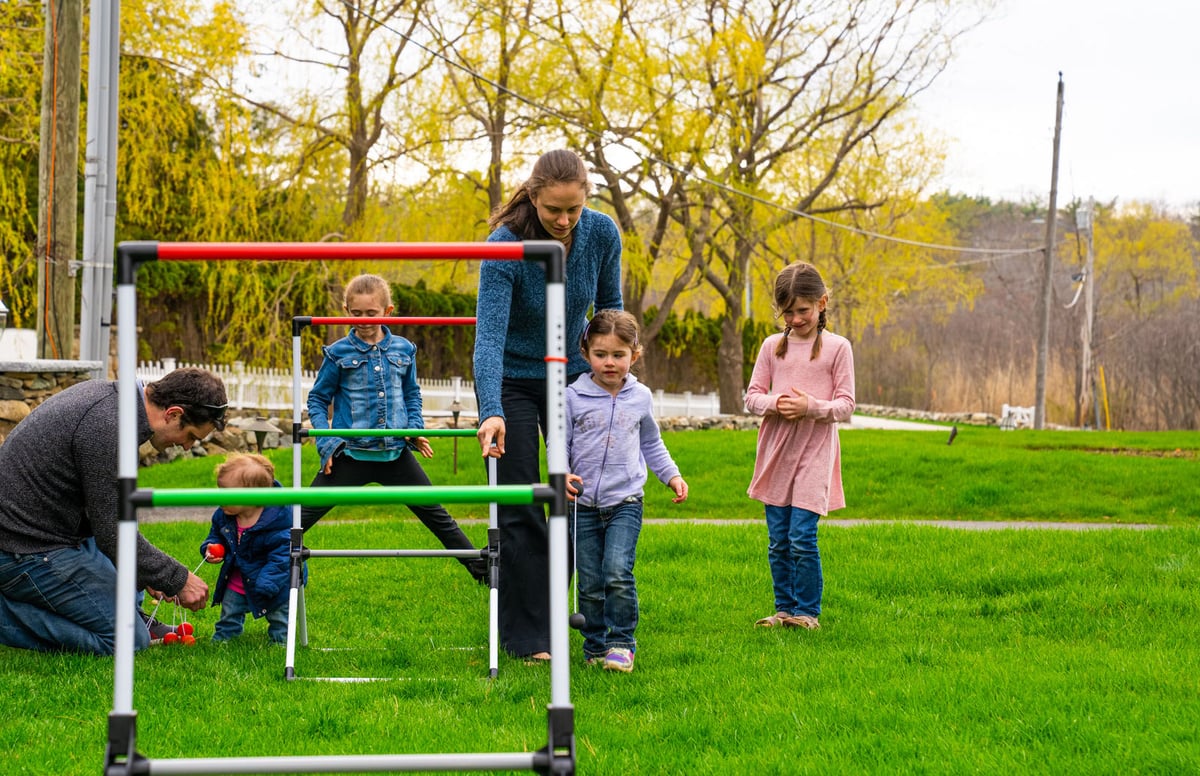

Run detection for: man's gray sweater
[[0, 380, 188, 595]]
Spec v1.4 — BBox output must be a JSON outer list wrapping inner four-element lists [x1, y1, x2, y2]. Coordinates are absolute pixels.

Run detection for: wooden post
[[36, 0, 83, 360], [1034, 73, 1064, 430]]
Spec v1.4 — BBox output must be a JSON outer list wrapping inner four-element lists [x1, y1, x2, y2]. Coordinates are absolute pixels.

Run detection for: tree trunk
[[36, 0, 82, 360], [717, 313, 745, 414]]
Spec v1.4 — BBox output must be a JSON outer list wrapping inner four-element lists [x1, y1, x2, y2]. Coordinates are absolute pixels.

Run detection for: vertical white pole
[[291, 332, 304, 518], [544, 277, 570, 707], [286, 327, 304, 674], [113, 280, 138, 713], [488, 457, 499, 678]]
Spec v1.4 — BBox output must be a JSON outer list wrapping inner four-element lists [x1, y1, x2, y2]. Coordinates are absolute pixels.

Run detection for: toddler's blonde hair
[[215, 453, 275, 489]]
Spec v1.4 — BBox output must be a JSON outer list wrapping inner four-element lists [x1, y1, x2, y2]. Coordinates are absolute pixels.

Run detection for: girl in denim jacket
[[301, 274, 485, 583]]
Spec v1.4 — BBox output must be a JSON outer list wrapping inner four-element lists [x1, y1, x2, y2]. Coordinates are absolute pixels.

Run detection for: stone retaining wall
[[0, 360, 104, 445], [651, 404, 1002, 433]]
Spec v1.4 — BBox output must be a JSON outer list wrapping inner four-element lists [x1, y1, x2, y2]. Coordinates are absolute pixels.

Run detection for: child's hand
[[414, 437, 434, 458], [669, 476, 689, 503], [566, 473, 583, 502], [776, 388, 809, 421]]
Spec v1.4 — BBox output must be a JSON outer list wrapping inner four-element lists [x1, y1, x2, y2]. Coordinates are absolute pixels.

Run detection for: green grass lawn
[[3, 426, 1198, 774], [3, 521, 1198, 774], [142, 425, 1200, 525]]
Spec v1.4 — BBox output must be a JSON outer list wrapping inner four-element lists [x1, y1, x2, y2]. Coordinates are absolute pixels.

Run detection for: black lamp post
[[450, 398, 462, 474]]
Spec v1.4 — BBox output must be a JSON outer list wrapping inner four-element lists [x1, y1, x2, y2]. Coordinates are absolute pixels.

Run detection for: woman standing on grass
[[474, 149, 623, 661], [745, 262, 855, 630]]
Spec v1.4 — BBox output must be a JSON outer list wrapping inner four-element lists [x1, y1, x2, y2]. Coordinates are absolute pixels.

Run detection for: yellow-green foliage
[[0, 0, 45, 329]]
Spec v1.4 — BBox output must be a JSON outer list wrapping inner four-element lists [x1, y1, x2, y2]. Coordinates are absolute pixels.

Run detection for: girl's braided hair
[[773, 262, 828, 361]]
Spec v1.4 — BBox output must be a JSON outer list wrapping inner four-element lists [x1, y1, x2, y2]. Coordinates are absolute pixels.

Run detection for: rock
[[0, 399, 31, 423]]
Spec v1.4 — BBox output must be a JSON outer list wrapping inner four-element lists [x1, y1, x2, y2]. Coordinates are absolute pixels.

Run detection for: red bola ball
[[176, 622, 194, 637], [163, 632, 181, 645], [208, 544, 226, 561], [181, 635, 196, 647]]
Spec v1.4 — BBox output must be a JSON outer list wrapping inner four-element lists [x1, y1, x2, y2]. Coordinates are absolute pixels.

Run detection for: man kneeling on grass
[[0, 368, 226, 655]]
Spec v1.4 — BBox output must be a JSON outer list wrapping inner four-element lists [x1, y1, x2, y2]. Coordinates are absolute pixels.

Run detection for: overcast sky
[[913, 0, 1199, 211]]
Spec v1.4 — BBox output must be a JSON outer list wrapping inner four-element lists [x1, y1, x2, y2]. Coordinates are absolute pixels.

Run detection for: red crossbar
[[156, 242, 524, 261], [310, 317, 476, 326]]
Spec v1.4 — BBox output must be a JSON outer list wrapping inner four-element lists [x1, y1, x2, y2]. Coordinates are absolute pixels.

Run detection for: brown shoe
[[755, 612, 790, 627], [782, 615, 820, 630]]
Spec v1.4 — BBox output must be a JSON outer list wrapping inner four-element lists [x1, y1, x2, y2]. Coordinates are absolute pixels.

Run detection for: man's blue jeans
[[571, 498, 642, 659], [764, 505, 823, 617], [213, 590, 288, 644], [0, 538, 150, 654]]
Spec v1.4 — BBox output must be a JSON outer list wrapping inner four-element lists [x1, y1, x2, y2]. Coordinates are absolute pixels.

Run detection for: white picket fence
[[136, 358, 724, 420]]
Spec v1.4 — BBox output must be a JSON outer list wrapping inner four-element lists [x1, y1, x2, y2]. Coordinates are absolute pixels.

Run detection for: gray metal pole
[[80, 0, 120, 373], [1035, 73, 1064, 430]]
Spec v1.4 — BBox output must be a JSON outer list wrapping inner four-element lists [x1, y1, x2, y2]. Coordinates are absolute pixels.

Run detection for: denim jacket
[[307, 328, 424, 470]]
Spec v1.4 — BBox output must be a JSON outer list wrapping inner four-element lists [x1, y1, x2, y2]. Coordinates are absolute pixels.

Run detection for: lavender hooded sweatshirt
[[565, 373, 680, 509]]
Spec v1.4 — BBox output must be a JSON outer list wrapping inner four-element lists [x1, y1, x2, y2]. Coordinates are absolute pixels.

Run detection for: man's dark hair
[[144, 368, 228, 430]]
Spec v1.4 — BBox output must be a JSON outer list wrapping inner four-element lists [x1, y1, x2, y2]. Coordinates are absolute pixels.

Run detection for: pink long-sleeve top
[[745, 330, 856, 515]]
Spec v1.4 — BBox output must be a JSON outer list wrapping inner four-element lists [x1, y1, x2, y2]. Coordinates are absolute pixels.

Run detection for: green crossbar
[[145, 485, 535, 508], [303, 428, 476, 438]]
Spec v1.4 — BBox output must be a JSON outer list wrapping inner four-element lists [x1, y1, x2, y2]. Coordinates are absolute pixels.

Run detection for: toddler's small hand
[[670, 476, 689, 503], [566, 474, 583, 502]]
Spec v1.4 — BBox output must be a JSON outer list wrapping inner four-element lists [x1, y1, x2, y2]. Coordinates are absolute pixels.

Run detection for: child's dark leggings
[[300, 449, 483, 577]]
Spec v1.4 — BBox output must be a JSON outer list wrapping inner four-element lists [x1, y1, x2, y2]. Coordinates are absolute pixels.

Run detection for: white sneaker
[[603, 648, 634, 673]]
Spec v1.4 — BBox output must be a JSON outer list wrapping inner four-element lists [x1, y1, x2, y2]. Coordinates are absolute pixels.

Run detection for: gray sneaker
[[139, 610, 176, 645]]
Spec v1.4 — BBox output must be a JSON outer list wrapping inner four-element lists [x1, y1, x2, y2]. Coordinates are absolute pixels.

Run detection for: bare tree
[[241, 0, 437, 231], [424, 0, 547, 216], [536, 0, 983, 412]]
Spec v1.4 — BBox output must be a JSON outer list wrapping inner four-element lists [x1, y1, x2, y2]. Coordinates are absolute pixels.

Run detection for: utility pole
[[1075, 199, 1096, 427], [36, 0, 83, 360], [1034, 73, 1064, 430], [80, 0, 122, 375]]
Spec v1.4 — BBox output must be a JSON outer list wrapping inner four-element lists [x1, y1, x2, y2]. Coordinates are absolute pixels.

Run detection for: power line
[[284, 6, 1044, 263]]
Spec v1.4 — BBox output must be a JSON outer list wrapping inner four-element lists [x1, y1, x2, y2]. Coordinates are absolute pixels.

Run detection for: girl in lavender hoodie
[[566, 309, 688, 673]]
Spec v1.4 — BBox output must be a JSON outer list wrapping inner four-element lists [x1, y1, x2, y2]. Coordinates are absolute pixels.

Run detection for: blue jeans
[[213, 590, 289, 644], [0, 537, 150, 654], [764, 505, 823, 617], [571, 498, 642, 659]]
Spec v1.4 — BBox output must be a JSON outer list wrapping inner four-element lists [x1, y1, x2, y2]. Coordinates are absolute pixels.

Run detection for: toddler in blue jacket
[[201, 453, 301, 644]]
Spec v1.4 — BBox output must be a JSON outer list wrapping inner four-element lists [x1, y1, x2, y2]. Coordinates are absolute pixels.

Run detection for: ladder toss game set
[[288, 314, 500, 682], [105, 240, 577, 775]]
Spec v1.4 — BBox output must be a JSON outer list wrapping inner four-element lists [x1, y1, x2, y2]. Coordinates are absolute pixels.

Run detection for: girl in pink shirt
[[745, 263, 855, 630]]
